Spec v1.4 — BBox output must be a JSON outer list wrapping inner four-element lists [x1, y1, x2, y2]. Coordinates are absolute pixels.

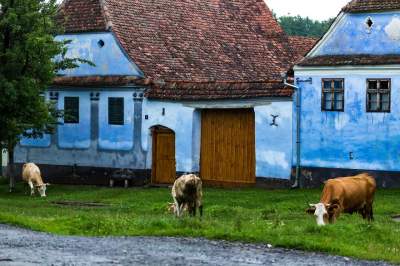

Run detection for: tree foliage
[[0, 0, 84, 148], [278, 15, 334, 38], [0, 0, 86, 183]]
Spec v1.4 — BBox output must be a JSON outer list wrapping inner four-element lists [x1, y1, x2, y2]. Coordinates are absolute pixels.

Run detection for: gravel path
[[0, 224, 391, 266]]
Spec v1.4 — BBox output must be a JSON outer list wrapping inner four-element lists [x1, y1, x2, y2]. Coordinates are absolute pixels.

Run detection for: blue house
[[14, 0, 309, 187], [294, 0, 400, 187]]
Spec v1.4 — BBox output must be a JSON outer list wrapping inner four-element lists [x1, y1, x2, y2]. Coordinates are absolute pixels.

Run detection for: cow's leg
[[173, 198, 180, 217], [179, 202, 186, 217], [367, 203, 374, 221], [28, 181, 34, 196], [196, 198, 202, 218], [190, 202, 196, 217], [360, 206, 368, 219]]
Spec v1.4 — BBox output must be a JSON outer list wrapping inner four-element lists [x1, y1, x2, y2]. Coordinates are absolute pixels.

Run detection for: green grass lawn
[[0, 182, 399, 263]]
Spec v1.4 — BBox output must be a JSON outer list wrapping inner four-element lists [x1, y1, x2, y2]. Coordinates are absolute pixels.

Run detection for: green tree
[[278, 15, 334, 38], [0, 0, 85, 190]]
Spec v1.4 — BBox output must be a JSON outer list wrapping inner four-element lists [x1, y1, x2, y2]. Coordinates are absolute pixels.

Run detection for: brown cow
[[307, 173, 376, 226]]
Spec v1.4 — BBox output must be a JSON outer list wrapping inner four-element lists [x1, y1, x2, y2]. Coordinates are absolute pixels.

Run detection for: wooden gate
[[151, 127, 176, 184], [200, 109, 256, 186]]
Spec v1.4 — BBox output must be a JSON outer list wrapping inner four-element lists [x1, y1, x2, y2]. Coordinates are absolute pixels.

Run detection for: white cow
[[22, 163, 50, 197]]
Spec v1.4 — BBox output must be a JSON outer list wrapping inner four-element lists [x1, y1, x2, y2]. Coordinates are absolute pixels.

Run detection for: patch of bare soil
[[392, 215, 400, 222], [51, 201, 109, 208]]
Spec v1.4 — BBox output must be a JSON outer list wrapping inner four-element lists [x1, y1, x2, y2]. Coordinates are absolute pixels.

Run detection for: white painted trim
[[294, 65, 400, 76], [307, 12, 346, 57]]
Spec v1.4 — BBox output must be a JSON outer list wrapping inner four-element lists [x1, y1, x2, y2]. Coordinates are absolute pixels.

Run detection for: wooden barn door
[[151, 127, 176, 184], [200, 109, 256, 186]]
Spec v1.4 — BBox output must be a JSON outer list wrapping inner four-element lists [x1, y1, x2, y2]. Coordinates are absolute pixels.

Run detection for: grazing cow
[[22, 163, 50, 197], [171, 174, 203, 217], [307, 173, 376, 226]]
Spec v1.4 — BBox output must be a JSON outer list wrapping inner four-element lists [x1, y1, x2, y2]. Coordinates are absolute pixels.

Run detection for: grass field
[[0, 182, 398, 263]]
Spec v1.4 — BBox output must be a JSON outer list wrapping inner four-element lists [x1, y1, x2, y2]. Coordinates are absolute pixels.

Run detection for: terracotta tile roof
[[57, 0, 296, 99], [298, 54, 400, 67], [146, 81, 294, 100], [343, 0, 400, 13], [52, 76, 147, 87], [288, 36, 318, 61], [56, 0, 108, 33]]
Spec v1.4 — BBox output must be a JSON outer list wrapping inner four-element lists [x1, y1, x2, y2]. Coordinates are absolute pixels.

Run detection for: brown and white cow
[[307, 173, 376, 226], [171, 174, 203, 217], [22, 163, 50, 197]]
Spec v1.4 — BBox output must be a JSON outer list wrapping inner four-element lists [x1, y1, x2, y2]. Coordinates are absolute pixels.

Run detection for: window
[[367, 79, 391, 112], [108, 97, 124, 125], [322, 79, 344, 111], [64, 97, 79, 124]]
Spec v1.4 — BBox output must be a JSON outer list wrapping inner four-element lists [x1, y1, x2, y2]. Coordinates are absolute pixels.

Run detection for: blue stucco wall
[[20, 134, 51, 148], [55, 32, 143, 77], [142, 100, 196, 173], [295, 72, 400, 171], [20, 93, 52, 148], [142, 100, 293, 179], [314, 12, 400, 56], [255, 103, 293, 179], [15, 88, 147, 169], [58, 91, 91, 149], [20, 89, 137, 151], [99, 91, 134, 151]]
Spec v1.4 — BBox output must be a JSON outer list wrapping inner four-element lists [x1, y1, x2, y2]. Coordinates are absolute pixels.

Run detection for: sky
[[265, 0, 351, 21]]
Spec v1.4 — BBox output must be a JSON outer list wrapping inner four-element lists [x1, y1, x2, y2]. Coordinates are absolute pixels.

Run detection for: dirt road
[[0, 224, 391, 266]]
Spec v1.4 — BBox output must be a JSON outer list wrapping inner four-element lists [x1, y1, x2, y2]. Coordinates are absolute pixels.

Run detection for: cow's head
[[306, 203, 339, 226], [36, 183, 50, 197]]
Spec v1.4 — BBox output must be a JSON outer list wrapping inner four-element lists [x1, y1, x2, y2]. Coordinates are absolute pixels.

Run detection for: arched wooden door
[[151, 126, 176, 184]]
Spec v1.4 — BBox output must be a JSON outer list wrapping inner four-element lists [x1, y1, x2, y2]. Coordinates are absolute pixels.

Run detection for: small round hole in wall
[[98, 39, 105, 48]]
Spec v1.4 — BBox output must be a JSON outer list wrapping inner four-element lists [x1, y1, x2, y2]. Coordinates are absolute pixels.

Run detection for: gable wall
[[313, 11, 400, 56], [55, 32, 143, 77]]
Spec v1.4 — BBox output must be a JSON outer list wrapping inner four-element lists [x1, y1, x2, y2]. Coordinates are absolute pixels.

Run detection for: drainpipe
[[283, 77, 301, 189]]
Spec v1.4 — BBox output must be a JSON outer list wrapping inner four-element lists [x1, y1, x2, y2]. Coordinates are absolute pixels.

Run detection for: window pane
[[335, 92, 344, 101], [370, 102, 378, 111], [369, 93, 378, 102], [381, 93, 390, 102], [380, 80, 390, 90], [108, 97, 124, 125], [368, 80, 378, 90], [382, 101, 390, 111], [335, 100, 344, 110], [325, 101, 333, 110], [334, 80, 343, 89], [323, 80, 332, 89], [64, 97, 79, 124], [324, 92, 333, 101]]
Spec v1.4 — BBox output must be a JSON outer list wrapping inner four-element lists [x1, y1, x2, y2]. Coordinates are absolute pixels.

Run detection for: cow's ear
[[327, 204, 339, 213], [306, 207, 316, 215]]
